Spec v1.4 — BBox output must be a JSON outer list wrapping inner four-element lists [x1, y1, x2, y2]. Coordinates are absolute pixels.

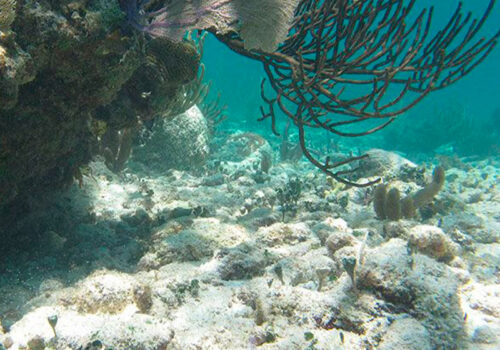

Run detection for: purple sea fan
[[119, 0, 301, 52]]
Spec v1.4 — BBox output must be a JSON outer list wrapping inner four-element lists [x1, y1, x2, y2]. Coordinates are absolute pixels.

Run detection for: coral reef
[[1, 0, 498, 210], [0, 147, 499, 349], [0, 1, 499, 350], [131, 105, 210, 172], [0, 0, 200, 209]]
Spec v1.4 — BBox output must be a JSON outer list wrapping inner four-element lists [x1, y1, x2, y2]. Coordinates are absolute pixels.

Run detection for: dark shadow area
[[0, 182, 159, 329]]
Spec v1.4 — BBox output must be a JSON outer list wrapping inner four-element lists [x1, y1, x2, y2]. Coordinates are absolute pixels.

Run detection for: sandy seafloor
[[0, 108, 499, 350]]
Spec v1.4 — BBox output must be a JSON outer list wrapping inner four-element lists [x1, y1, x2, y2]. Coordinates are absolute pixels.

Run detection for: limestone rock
[[472, 325, 498, 344], [378, 318, 432, 350], [325, 232, 357, 258], [69, 271, 136, 314], [358, 239, 464, 349], [217, 243, 276, 280], [256, 222, 312, 247], [409, 225, 458, 261], [313, 217, 352, 244]]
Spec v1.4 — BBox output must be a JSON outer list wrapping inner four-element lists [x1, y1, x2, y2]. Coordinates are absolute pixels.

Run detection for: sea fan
[[119, 0, 300, 52]]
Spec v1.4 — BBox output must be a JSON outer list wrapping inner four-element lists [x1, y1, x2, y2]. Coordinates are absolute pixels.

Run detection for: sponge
[[412, 166, 445, 208], [373, 184, 388, 219], [373, 166, 445, 221]]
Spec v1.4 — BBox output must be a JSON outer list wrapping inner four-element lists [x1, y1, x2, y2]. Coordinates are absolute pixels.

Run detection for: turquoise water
[[1, 2, 499, 348], [201, 0, 500, 158]]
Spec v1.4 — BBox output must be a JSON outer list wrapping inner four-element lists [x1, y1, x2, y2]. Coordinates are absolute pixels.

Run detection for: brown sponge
[[412, 166, 445, 208], [385, 188, 402, 221], [373, 165, 445, 221], [401, 196, 416, 219], [373, 184, 388, 219]]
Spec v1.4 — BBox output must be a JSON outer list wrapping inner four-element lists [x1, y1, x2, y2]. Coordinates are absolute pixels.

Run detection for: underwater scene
[[0, 0, 499, 349]]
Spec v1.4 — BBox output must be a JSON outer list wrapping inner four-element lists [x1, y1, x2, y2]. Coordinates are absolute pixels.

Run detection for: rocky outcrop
[[0, 0, 199, 208]]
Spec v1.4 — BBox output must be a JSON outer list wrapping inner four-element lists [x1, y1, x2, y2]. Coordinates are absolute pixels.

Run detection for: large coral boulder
[[131, 105, 210, 172], [0, 0, 199, 209]]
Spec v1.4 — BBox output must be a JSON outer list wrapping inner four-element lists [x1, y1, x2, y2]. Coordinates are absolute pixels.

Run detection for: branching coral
[[119, 0, 498, 186], [213, 0, 499, 186]]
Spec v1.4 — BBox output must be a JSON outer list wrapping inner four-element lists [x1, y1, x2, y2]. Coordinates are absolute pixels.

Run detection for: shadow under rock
[[0, 184, 156, 329]]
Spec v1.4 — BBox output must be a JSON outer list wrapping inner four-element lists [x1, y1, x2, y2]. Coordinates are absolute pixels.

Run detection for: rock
[[217, 243, 276, 280], [256, 222, 312, 247], [3, 336, 13, 348], [38, 279, 64, 294], [442, 212, 486, 240], [465, 284, 500, 318], [201, 173, 225, 186], [70, 271, 136, 314], [323, 218, 351, 232], [472, 325, 498, 344], [152, 230, 215, 265], [168, 207, 195, 219], [378, 318, 432, 350], [312, 222, 334, 245], [120, 208, 151, 227], [133, 284, 153, 314], [382, 221, 412, 239], [276, 253, 335, 288], [27, 336, 44, 350], [8, 307, 174, 350], [408, 225, 458, 261], [358, 239, 464, 349], [238, 207, 280, 229], [325, 232, 357, 257], [357, 239, 412, 303], [358, 149, 418, 179], [312, 217, 353, 244]]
